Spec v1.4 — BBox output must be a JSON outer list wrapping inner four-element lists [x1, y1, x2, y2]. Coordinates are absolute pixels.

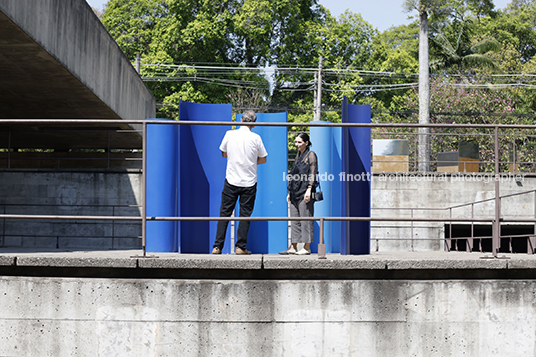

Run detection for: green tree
[[380, 76, 532, 172], [365, 23, 419, 110], [102, 0, 171, 60], [102, 0, 325, 118], [272, 8, 376, 122], [402, 0, 498, 171], [430, 18, 501, 72]]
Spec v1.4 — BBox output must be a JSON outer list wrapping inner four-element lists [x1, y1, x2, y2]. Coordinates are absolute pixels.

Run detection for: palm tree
[[430, 19, 501, 72], [403, 0, 438, 172], [402, 0, 498, 172]]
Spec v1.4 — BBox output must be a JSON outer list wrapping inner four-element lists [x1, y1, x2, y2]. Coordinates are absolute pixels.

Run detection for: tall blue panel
[[331, 126, 342, 253], [146, 119, 178, 252], [341, 97, 349, 254], [237, 112, 288, 254], [178, 100, 232, 253], [310, 122, 332, 253], [341, 98, 371, 255]]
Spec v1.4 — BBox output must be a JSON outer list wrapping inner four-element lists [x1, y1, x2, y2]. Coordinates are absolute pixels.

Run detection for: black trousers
[[214, 179, 257, 250]]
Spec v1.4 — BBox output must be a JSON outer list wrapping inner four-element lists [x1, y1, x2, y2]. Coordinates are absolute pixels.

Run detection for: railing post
[[7, 131, 11, 169], [318, 218, 326, 259], [2, 204, 5, 247], [142, 121, 147, 257], [469, 203, 474, 252], [112, 206, 115, 249], [530, 190, 536, 254], [493, 126, 500, 258], [411, 208, 414, 251], [107, 131, 111, 169], [446, 208, 452, 251], [513, 135, 517, 173]]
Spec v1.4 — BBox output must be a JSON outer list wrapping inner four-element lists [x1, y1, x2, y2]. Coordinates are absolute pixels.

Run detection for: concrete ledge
[[264, 255, 386, 270], [16, 256, 137, 268], [0, 256, 15, 266], [506, 259, 536, 269], [386, 258, 508, 270], [138, 255, 262, 270], [2, 250, 536, 279]]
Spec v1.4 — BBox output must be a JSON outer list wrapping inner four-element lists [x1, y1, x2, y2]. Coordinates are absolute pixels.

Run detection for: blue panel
[[342, 98, 371, 255], [179, 100, 232, 253], [331, 126, 342, 253], [237, 112, 288, 254], [146, 119, 178, 252], [341, 97, 349, 254], [310, 122, 331, 253], [310, 123, 343, 254]]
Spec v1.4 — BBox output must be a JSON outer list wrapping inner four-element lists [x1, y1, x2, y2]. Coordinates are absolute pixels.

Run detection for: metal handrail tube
[[0, 214, 140, 220], [496, 189, 536, 200], [0, 214, 497, 223], [4, 119, 536, 130], [374, 188, 535, 213], [146, 216, 493, 222], [0, 203, 140, 208], [4, 118, 536, 257]]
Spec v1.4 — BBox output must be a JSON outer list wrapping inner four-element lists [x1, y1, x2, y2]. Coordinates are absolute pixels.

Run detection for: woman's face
[[295, 136, 308, 153]]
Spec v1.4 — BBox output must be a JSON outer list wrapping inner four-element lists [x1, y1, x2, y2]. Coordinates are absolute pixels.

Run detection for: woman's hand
[[304, 187, 312, 203], [287, 194, 290, 203]]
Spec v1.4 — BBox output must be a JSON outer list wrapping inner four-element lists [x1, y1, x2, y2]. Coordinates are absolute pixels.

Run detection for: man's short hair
[[242, 111, 257, 123]]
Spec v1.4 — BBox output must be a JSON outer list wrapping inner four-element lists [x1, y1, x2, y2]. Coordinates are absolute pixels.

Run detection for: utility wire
[[138, 63, 536, 93]]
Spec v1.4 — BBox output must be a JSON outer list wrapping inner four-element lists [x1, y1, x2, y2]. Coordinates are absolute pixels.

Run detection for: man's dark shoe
[[235, 247, 251, 255]]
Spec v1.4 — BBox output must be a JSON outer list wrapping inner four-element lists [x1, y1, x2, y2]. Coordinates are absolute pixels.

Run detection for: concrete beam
[[0, 0, 155, 149]]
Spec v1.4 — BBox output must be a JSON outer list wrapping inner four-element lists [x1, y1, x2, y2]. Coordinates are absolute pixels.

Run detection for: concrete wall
[[371, 172, 534, 251], [2, 170, 534, 251], [0, 276, 534, 356], [0, 171, 141, 249], [0, 0, 155, 121]]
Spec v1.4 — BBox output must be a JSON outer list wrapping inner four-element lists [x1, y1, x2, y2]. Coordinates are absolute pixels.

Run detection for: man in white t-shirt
[[212, 111, 268, 255]]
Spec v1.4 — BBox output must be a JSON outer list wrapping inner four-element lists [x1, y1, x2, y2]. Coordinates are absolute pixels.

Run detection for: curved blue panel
[[310, 122, 332, 253], [179, 100, 232, 253], [146, 119, 178, 252], [239, 112, 288, 254], [331, 126, 342, 253], [342, 98, 371, 255]]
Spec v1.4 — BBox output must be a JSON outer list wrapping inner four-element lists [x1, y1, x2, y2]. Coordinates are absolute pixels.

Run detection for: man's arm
[[222, 151, 227, 158], [257, 156, 267, 164]]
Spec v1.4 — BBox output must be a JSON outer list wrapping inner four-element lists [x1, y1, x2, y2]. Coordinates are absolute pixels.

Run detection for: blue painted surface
[[331, 126, 342, 253], [310, 122, 343, 254], [146, 119, 178, 252], [310, 122, 331, 253], [178, 101, 232, 253], [341, 98, 371, 255], [146, 100, 368, 255], [236, 112, 288, 254]]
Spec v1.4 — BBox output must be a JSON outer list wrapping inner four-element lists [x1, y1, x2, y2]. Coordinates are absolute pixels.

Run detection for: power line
[[138, 62, 536, 93]]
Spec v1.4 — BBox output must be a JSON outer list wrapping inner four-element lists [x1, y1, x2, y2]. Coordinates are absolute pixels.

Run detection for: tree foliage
[[101, 0, 536, 131]]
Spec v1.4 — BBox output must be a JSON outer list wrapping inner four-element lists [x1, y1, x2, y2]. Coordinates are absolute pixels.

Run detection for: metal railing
[[372, 187, 536, 254], [1, 119, 536, 258]]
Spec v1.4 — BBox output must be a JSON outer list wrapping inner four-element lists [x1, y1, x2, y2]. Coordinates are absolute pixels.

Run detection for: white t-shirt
[[220, 126, 268, 187]]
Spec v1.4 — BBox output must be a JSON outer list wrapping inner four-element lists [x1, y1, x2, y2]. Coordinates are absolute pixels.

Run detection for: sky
[[86, 0, 513, 32], [316, 0, 512, 31]]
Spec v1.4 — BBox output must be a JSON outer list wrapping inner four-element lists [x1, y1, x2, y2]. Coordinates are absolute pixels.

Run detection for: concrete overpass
[[0, 0, 155, 149]]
